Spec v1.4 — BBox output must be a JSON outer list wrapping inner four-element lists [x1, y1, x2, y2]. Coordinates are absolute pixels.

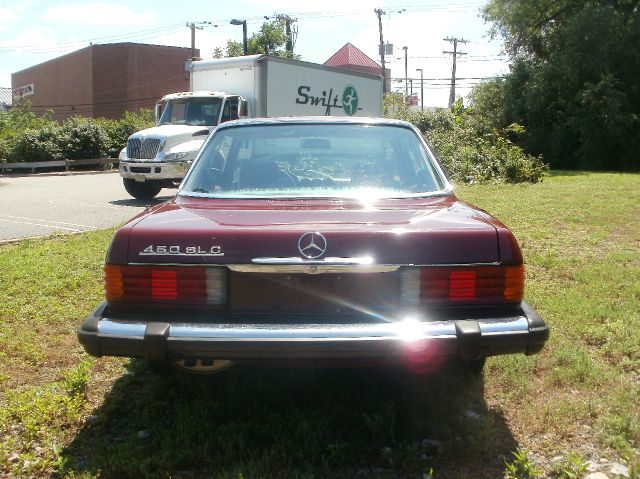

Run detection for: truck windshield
[[158, 98, 223, 126], [181, 123, 447, 199]]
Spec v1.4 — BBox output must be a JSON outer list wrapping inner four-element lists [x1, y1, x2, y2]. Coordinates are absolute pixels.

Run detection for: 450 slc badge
[[140, 244, 224, 256]]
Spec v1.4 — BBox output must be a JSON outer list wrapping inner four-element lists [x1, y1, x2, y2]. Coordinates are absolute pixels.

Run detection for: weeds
[[552, 451, 587, 479], [504, 449, 541, 479]]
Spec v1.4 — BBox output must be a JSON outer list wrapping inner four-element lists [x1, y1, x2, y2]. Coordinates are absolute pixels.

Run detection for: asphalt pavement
[[0, 172, 175, 242]]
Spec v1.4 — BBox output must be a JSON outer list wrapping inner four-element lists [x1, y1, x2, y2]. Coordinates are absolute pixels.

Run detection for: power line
[[0, 24, 186, 53]]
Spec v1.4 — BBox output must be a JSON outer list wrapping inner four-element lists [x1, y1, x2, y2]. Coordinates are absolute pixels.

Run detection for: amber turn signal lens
[[103, 264, 227, 306], [104, 264, 124, 301]]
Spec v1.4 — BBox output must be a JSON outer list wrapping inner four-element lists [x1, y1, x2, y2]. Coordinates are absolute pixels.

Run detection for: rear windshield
[[180, 123, 446, 198]]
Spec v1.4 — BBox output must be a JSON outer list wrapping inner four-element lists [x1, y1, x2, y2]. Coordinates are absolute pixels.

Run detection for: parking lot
[[0, 172, 175, 242]]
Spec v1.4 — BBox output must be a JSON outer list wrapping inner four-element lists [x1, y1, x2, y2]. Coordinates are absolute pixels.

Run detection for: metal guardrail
[[0, 158, 118, 174]]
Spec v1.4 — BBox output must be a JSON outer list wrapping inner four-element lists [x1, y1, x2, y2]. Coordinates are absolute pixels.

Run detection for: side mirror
[[239, 99, 248, 118], [155, 103, 162, 125]]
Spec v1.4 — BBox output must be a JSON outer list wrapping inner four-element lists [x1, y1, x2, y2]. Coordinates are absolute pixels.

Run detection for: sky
[[0, 0, 509, 109]]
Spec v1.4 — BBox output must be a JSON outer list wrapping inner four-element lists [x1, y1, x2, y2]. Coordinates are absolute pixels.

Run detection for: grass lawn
[[0, 171, 638, 478]]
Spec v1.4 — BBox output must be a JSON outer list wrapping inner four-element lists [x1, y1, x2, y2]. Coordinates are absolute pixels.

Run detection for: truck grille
[[127, 138, 161, 160]]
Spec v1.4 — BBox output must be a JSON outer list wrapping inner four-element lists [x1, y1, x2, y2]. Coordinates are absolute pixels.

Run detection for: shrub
[[8, 125, 65, 163], [0, 99, 57, 163], [386, 97, 548, 184], [96, 109, 154, 157], [60, 116, 109, 160], [0, 103, 154, 163]]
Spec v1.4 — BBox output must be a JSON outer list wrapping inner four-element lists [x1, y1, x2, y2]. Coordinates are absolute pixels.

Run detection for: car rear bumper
[[78, 301, 549, 363]]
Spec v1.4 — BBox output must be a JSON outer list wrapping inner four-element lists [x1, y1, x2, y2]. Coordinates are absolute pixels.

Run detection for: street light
[[230, 19, 248, 55], [416, 68, 424, 110], [402, 46, 408, 96]]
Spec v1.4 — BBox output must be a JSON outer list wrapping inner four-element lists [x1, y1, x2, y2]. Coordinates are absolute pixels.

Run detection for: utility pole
[[402, 46, 408, 96], [274, 14, 297, 55], [374, 8, 387, 94], [416, 68, 424, 110], [186, 22, 207, 60], [443, 37, 467, 110]]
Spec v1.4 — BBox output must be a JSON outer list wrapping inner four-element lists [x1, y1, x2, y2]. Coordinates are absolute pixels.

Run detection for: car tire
[[172, 358, 236, 374], [123, 178, 163, 200]]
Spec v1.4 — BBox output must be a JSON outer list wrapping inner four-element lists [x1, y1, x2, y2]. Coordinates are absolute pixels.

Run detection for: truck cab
[[118, 91, 244, 199]]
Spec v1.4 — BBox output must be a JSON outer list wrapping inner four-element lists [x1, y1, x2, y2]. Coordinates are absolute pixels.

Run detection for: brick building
[[11, 43, 194, 120]]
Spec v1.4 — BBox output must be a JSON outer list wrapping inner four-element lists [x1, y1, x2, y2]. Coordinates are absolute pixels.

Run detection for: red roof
[[324, 43, 380, 69]]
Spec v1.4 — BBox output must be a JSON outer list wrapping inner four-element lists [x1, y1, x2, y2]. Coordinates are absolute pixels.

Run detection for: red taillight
[[411, 265, 524, 305], [104, 264, 226, 305]]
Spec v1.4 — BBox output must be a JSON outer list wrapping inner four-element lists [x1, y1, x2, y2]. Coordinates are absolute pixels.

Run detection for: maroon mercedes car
[[78, 117, 548, 374]]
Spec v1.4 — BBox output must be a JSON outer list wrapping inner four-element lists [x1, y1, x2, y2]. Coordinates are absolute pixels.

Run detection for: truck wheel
[[123, 178, 163, 199]]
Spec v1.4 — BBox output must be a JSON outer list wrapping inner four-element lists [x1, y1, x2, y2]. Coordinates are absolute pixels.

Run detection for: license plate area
[[230, 272, 400, 314]]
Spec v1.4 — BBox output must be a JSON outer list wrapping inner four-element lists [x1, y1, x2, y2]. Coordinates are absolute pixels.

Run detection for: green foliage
[[386, 95, 547, 183], [59, 116, 109, 160], [0, 104, 154, 163], [504, 449, 541, 479], [62, 360, 93, 398], [479, 0, 640, 171], [0, 99, 58, 162], [95, 109, 154, 157], [552, 451, 587, 479], [225, 19, 298, 58], [0, 97, 54, 133], [8, 125, 64, 162]]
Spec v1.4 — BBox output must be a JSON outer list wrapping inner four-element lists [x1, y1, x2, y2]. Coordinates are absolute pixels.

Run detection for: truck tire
[[123, 178, 163, 199]]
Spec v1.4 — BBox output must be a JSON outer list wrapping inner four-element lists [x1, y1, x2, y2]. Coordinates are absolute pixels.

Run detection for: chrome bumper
[[119, 160, 190, 181], [78, 302, 549, 362]]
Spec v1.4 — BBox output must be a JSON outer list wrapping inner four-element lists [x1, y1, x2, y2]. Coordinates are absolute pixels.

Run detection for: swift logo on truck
[[296, 85, 360, 116]]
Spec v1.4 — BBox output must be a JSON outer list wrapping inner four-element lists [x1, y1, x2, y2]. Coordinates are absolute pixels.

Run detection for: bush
[[60, 116, 109, 160], [386, 96, 547, 184], [96, 109, 154, 157], [0, 102, 154, 163], [8, 125, 64, 163]]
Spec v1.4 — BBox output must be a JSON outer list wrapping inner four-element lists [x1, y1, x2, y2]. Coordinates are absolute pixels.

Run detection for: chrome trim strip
[[252, 256, 373, 265], [96, 317, 529, 342], [230, 264, 400, 273], [99, 321, 146, 337], [241, 256, 399, 273], [123, 263, 502, 272]]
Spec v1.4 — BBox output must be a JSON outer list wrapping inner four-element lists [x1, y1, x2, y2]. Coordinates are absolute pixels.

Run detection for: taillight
[[104, 264, 227, 305], [401, 265, 524, 306]]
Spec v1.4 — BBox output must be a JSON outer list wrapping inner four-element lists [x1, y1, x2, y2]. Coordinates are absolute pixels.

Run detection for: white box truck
[[118, 55, 383, 199]]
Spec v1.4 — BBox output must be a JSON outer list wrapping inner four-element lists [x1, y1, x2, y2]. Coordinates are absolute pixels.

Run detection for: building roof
[[0, 87, 11, 106], [324, 43, 381, 69]]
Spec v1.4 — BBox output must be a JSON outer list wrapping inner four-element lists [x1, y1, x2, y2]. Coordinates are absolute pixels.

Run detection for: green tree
[[211, 47, 225, 59], [224, 19, 298, 58], [476, 0, 640, 171]]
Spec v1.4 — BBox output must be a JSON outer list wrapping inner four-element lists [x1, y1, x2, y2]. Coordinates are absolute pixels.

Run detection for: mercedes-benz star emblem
[[298, 232, 327, 259]]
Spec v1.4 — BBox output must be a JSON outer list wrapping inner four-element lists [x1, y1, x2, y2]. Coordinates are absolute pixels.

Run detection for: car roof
[[215, 116, 415, 130]]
